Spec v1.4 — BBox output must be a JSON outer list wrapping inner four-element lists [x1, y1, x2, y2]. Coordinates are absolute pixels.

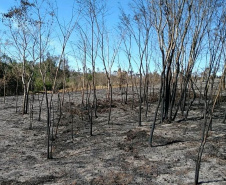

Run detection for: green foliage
[[33, 77, 43, 92], [45, 81, 53, 91], [87, 74, 93, 81], [0, 53, 122, 95], [0, 54, 23, 96]]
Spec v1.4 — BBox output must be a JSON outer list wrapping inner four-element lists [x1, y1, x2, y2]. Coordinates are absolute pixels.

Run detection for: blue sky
[[0, 0, 15, 12], [0, 0, 130, 37], [0, 0, 133, 72], [1, 1, 221, 75]]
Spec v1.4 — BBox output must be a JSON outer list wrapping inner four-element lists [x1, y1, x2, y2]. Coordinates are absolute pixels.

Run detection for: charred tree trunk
[[223, 109, 226, 124], [51, 99, 55, 141], [160, 70, 166, 123], [194, 116, 211, 185], [16, 77, 19, 113], [185, 79, 196, 119], [25, 89, 29, 114], [45, 90, 52, 159], [88, 82, 93, 136], [29, 93, 34, 129], [145, 78, 149, 118], [3, 75, 6, 104], [82, 71, 85, 106], [55, 93, 62, 138], [85, 82, 89, 109], [149, 81, 163, 146], [108, 83, 113, 125], [164, 66, 172, 120], [168, 62, 180, 121], [125, 80, 128, 104], [22, 84, 27, 114], [68, 92, 74, 140], [131, 75, 135, 110], [139, 71, 142, 126], [38, 92, 44, 121]]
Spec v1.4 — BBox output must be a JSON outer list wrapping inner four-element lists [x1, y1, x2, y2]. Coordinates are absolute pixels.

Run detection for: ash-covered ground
[[0, 89, 226, 184]]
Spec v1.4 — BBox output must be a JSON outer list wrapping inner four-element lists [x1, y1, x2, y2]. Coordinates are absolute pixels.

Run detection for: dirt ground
[[0, 89, 226, 185]]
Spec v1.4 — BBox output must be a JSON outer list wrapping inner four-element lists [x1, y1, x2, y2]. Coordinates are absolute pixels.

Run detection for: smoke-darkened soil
[[0, 89, 226, 184]]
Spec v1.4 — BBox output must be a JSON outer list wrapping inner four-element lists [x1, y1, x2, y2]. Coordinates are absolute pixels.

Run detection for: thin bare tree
[[3, 1, 36, 114], [149, 0, 218, 146], [195, 6, 226, 183], [120, 0, 152, 126], [77, 0, 105, 135], [98, 21, 123, 124]]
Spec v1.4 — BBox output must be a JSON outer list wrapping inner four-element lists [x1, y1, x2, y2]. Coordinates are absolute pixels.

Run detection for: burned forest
[[0, 0, 226, 184]]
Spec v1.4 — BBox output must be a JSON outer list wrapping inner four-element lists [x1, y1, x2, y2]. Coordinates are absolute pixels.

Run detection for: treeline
[[0, 54, 22, 96], [0, 54, 66, 96], [0, 53, 162, 96]]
